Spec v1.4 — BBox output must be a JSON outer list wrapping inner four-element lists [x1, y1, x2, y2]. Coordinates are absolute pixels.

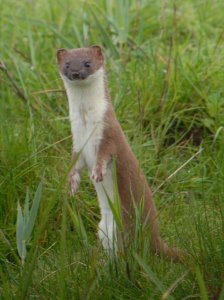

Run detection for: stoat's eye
[[84, 61, 91, 68], [65, 62, 70, 69]]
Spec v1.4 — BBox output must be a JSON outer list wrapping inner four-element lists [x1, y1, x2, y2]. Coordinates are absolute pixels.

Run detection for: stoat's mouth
[[65, 72, 87, 81], [61, 68, 104, 85]]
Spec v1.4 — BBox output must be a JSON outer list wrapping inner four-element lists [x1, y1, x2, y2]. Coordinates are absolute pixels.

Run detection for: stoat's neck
[[62, 67, 108, 154], [62, 68, 108, 120]]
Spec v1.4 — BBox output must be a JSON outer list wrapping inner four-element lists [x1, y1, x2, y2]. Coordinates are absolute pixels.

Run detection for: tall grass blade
[[195, 266, 209, 300], [161, 271, 189, 300], [16, 201, 26, 263], [88, 5, 119, 58], [24, 181, 43, 241], [50, 26, 74, 48], [219, 284, 224, 300], [67, 203, 89, 247], [24, 188, 30, 226], [27, 19, 36, 67], [17, 246, 39, 299], [134, 253, 167, 296], [59, 201, 67, 299]]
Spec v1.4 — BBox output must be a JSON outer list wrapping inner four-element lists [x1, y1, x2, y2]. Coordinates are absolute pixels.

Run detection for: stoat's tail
[[153, 236, 184, 263]]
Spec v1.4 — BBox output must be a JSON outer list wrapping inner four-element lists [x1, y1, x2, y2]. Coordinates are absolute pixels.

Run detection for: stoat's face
[[57, 46, 104, 83]]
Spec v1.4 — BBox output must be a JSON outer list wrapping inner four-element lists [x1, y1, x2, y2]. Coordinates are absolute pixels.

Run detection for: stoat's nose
[[71, 72, 80, 79]]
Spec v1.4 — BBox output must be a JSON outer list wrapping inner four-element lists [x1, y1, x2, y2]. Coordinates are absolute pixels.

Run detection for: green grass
[[1, 0, 224, 299]]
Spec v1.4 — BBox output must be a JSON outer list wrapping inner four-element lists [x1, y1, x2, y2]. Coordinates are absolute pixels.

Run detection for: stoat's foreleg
[[69, 152, 85, 195], [91, 139, 116, 183], [91, 159, 108, 182]]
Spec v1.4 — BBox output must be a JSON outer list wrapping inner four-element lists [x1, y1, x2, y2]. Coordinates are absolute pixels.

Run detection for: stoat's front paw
[[68, 171, 80, 196], [91, 164, 106, 183]]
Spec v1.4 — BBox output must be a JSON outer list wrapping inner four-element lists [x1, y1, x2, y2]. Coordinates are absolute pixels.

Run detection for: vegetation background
[[0, 0, 224, 299]]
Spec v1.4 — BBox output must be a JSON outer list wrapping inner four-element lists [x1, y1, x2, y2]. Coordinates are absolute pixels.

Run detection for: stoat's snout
[[63, 60, 91, 81]]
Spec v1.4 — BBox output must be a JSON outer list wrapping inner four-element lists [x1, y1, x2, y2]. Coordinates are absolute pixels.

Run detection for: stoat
[[57, 45, 181, 261]]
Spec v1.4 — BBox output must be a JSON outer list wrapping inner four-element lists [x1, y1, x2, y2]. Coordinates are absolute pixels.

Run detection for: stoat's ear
[[56, 48, 67, 63], [91, 45, 104, 60]]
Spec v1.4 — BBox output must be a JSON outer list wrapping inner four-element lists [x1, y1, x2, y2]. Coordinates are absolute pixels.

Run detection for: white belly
[[66, 77, 107, 169], [71, 114, 104, 170], [71, 119, 117, 251]]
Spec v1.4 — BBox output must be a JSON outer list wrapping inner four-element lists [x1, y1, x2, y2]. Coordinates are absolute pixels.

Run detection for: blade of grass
[[195, 266, 209, 300], [16, 201, 26, 264], [59, 200, 67, 299], [134, 253, 168, 297], [88, 5, 119, 58], [24, 181, 43, 241]]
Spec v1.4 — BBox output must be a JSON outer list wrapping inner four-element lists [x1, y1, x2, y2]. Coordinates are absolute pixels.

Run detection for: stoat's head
[[57, 46, 104, 84]]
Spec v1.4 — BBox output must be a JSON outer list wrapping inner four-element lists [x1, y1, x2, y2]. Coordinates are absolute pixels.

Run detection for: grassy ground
[[1, 0, 224, 299]]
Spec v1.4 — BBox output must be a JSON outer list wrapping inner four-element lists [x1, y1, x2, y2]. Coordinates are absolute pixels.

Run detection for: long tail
[[153, 236, 184, 263]]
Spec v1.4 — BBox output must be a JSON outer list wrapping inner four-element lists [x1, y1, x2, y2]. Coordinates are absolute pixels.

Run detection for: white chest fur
[[63, 68, 107, 170], [62, 68, 116, 252], [62, 69, 116, 250]]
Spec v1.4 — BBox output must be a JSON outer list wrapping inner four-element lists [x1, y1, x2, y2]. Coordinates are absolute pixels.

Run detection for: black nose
[[71, 72, 80, 79]]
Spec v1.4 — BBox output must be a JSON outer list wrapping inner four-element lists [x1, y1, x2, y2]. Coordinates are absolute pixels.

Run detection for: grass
[[0, 0, 224, 299]]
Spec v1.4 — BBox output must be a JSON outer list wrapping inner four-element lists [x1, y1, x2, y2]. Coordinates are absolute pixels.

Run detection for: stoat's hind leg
[[93, 168, 117, 253], [98, 212, 117, 252]]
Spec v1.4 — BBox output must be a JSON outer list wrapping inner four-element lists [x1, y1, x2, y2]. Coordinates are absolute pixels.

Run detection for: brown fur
[[96, 98, 182, 261]]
